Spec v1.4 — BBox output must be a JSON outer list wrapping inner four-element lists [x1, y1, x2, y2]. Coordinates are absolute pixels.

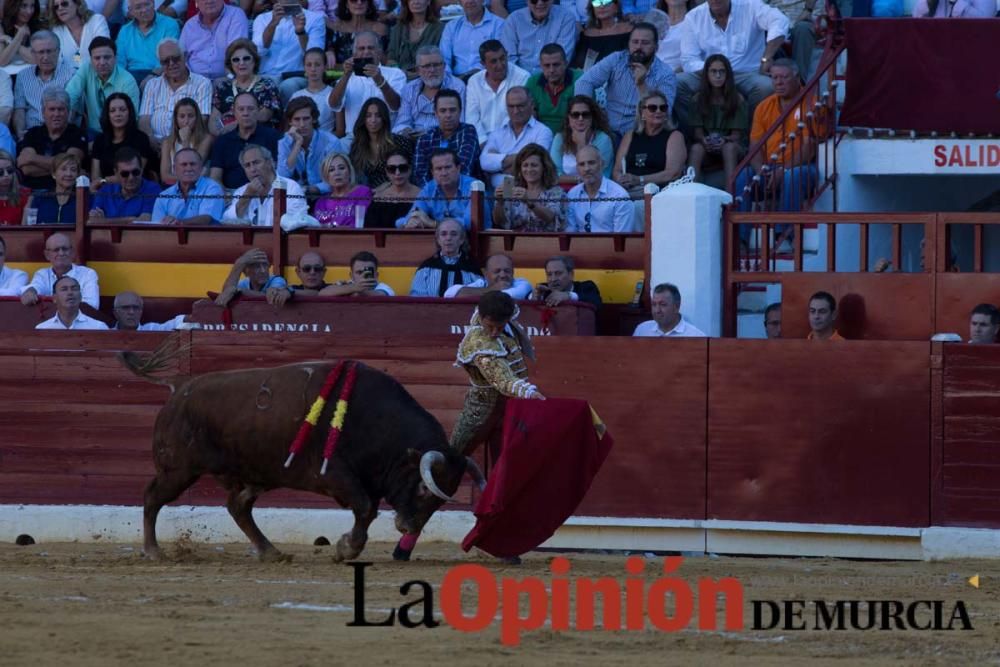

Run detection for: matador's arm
[[473, 355, 538, 398]]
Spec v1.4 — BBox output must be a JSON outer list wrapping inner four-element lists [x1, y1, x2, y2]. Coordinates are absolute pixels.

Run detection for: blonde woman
[[613, 90, 686, 195], [48, 0, 109, 69], [313, 153, 373, 227], [0, 149, 30, 225]]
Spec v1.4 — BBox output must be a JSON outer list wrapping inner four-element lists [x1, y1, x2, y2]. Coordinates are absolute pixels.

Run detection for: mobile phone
[[362, 267, 375, 281], [353, 57, 373, 76], [631, 280, 644, 307], [502, 175, 514, 200], [282, 2, 302, 15]]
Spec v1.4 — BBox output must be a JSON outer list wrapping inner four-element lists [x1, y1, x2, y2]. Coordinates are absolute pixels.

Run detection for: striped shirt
[[412, 123, 481, 187], [138, 72, 213, 142], [13, 63, 75, 132], [574, 51, 678, 137]]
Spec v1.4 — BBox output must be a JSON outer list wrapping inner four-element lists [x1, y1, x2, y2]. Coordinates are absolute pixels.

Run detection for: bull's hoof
[[258, 549, 292, 563], [392, 543, 412, 562], [142, 546, 162, 561], [334, 535, 363, 562]]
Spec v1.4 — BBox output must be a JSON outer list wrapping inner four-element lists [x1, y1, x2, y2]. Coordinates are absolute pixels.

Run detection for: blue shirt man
[[277, 127, 345, 195], [115, 3, 180, 81], [500, 2, 578, 75], [398, 150, 490, 230], [439, 2, 504, 77], [90, 180, 160, 221], [152, 149, 226, 224]]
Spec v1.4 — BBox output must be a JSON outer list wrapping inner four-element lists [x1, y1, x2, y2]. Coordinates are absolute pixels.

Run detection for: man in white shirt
[[252, 0, 325, 104], [328, 31, 406, 138], [676, 0, 789, 121], [479, 87, 553, 188], [445, 253, 532, 300], [0, 235, 28, 296], [20, 233, 101, 309], [112, 290, 188, 330], [465, 40, 530, 143], [223, 144, 308, 227], [566, 145, 635, 232], [36, 276, 109, 331], [633, 282, 706, 337]]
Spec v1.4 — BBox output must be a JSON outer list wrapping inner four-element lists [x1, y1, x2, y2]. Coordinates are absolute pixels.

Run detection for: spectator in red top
[[0, 150, 30, 225]]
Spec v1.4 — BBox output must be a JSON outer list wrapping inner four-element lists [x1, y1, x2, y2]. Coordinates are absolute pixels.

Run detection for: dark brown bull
[[120, 351, 483, 562]]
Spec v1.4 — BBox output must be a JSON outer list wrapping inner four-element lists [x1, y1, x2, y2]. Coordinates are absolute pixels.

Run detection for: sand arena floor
[[1, 540, 998, 666]]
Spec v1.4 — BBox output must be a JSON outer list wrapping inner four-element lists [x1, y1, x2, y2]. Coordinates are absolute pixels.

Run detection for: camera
[[353, 58, 374, 76]]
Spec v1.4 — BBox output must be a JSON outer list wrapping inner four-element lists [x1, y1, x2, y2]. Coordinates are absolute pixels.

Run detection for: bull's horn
[[465, 457, 486, 491], [419, 451, 455, 502]]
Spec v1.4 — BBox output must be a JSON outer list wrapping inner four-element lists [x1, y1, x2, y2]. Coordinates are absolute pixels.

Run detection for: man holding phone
[[251, 0, 325, 104], [328, 32, 406, 136], [318, 251, 396, 297]]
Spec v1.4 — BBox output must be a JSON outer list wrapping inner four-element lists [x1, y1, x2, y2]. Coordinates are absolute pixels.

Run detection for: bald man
[[289, 251, 330, 294], [112, 291, 188, 331], [20, 233, 100, 309], [566, 145, 634, 233]]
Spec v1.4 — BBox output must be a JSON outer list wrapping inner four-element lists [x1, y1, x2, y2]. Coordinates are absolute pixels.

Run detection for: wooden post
[[272, 178, 286, 275], [75, 176, 89, 264], [469, 179, 484, 262]]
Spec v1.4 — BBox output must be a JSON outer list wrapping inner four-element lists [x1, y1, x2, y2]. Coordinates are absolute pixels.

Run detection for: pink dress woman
[[313, 185, 373, 227]]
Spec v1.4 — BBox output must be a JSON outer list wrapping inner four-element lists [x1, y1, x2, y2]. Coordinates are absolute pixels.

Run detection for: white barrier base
[[1, 505, 996, 560]]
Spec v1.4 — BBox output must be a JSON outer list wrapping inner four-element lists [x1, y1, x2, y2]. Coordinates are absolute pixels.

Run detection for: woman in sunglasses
[[314, 152, 372, 227], [48, 0, 109, 69], [27, 153, 80, 225], [613, 90, 686, 195], [686, 53, 747, 186], [0, 150, 30, 225], [550, 95, 614, 186], [348, 97, 414, 187], [364, 148, 420, 228], [571, 0, 631, 69], [91, 93, 156, 186], [210, 38, 281, 135]]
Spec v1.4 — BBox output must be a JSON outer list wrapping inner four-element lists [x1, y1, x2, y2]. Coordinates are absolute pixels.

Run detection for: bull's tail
[[118, 334, 191, 392]]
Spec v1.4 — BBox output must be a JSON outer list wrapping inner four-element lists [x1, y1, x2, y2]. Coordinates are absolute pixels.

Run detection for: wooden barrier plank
[[0, 446, 153, 476], [0, 472, 149, 505]]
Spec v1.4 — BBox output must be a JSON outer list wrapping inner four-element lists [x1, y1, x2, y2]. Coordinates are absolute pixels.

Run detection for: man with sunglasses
[[88, 147, 160, 225], [394, 45, 466, 137], [289, 251, 331, 294], [179, 0, 250, 80], [139, 38, 212, 149], [501, 0, 578, 75], [566, 144, 634, 232]]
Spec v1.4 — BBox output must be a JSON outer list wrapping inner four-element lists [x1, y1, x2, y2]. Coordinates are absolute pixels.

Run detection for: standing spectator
[[251, 0, 325, 104], [532, 255, 603, 308], [152, 148, 226, 225], [0, 0, 43, 67], [479, 87, 553, 188], [13, 31, 75, 140], [363, 148, 421, 228], [115, 0, 180, 85], [35, 276, 109, 330], [209, 93, 281, 190], [328, 31, 406, 138], [525, 43, 580, 134], [412, 89, 480, 186], [465, 40, 529, 141], [223, 144, 308, 226], [87, 147, 160, 224], [572, 0, 632, 69], [492, 143, 566, 232], [314, 153, 372, 227], [968, 303, 1000, 344], [393, 45, 465, 136], [763, 302, 781, 338], [501, 0, 577, 75], [20, 232, 100, 308], [400, 148, 484, 229], [0, 235, 29, 293], [17, 88, 87, 190], [91, 93, 156, 182], [180, 0, 250, 81], [676, 0, 789, 116], [686, 53, 748, 185], [28, 153, 81, 224], [409, 217, 482, 297], [549, 95, 615, 185], [439, 0, 503, 79], [807, 290, 842, 340], [139, 38, 213, 148], [575, 23, 678, 139], [49, 0, 110, 70], [325, 0, 388, 67], [65, 37, 140, 136], [653, 0, 692, 73], [566, 145, 633, 232], [278, 97, 346, 198], [0, 152, 31, 226], [159, 97, 213, 186], [632, 282, 705, 337], [348, 97, 415, 188], [613, 89, 687, 194], [387, 0, 444, 78], [290, 47, 336, 133], [913, 0, 994, 16], [210, 39, 281, 134]]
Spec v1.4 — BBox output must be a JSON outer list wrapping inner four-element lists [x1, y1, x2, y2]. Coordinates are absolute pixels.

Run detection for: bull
[[120, 349, 483, 562]]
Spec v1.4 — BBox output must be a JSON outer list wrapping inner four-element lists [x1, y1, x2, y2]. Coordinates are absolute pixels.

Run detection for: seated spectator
[[387, 0, 444, 78], [210, 39, 281, 134], [0, 0, 43, 68], [807, 290, 843, 340], [325, 0, 388, 68], [17, 88, 87, 191], [20, 232, 100, 308], [633, 282, 705, 337], [613, 90, 686, 194], [501, 0, 577, 74], [115, 0, 180, 86], [223, 144, 308, 226], [575, 23, 678, 139], [180, 0, 250, 81], [363, 148, 421, 228], [532, 255, 603, 308], [492, 143, 565, 231], [251, 0, 325, 104], [466, 40, 529, 141], [0, 234, 29, 294], [550, 95, 615, 185], [572, 0, 632, 70], [412, 89, 479, 186], [0, 53, 15, 126], [328, 31, 405, 138], [676, 0, 789, 117], [686, 54, 748, 186], [139, 38, 212, 149], [409, 217, 482, 296], [566, 145, 634, 232], [319, 250, 395, 296], [350, 99, 415, 189], [968, 303, 999, 344], [290, 47, 335, 133], [277, 97, 345, 200], [764, 301, 781, 338], [90, 92, 156, 182], [0, 151, 31, 225], [152, 148, 226, 224], [525, 44, 580, 134], [13, 31, 75, 140], [209, 93, 282, 190], [480, 87, 554, 188], [289, 250, 330, 294], [444, 252, 532, 299], [216, 247, 292, 307], [65, 37, 140, 136], [27, 153, 82, 225], [112, 290, 187, 330], [36, 276, 109, 330], [49, 0, 110, 70], [394, 46, 466, 136], [314, 153, 372, 227], [159, 97, 214, 186], [913, 0, 994, 17], [400, 148, 484, 229], [87, 147, 160, 224], [439, 0, 504, 79]]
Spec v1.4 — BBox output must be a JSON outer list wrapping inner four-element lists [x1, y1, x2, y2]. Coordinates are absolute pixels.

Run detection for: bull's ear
[[405, 448, 421, 466]]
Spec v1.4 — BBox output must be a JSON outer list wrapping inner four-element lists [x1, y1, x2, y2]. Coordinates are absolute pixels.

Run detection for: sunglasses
[[231, 55, 254, 64], [569, 111, 591, 119], [299, 264, 325, 273], [529, 0, 551, 4], [386, 164, 410, 174], [119, 168, 141, 177], [54, 0, 73, 8], [159, 54, 182, 65], [583, 212, 592, 233], [644, 103, 668, 113], [591, 0, 615, 6]]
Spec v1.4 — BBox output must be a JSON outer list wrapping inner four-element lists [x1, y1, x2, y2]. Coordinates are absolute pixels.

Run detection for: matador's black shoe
[[392, 542, 412, 561]]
